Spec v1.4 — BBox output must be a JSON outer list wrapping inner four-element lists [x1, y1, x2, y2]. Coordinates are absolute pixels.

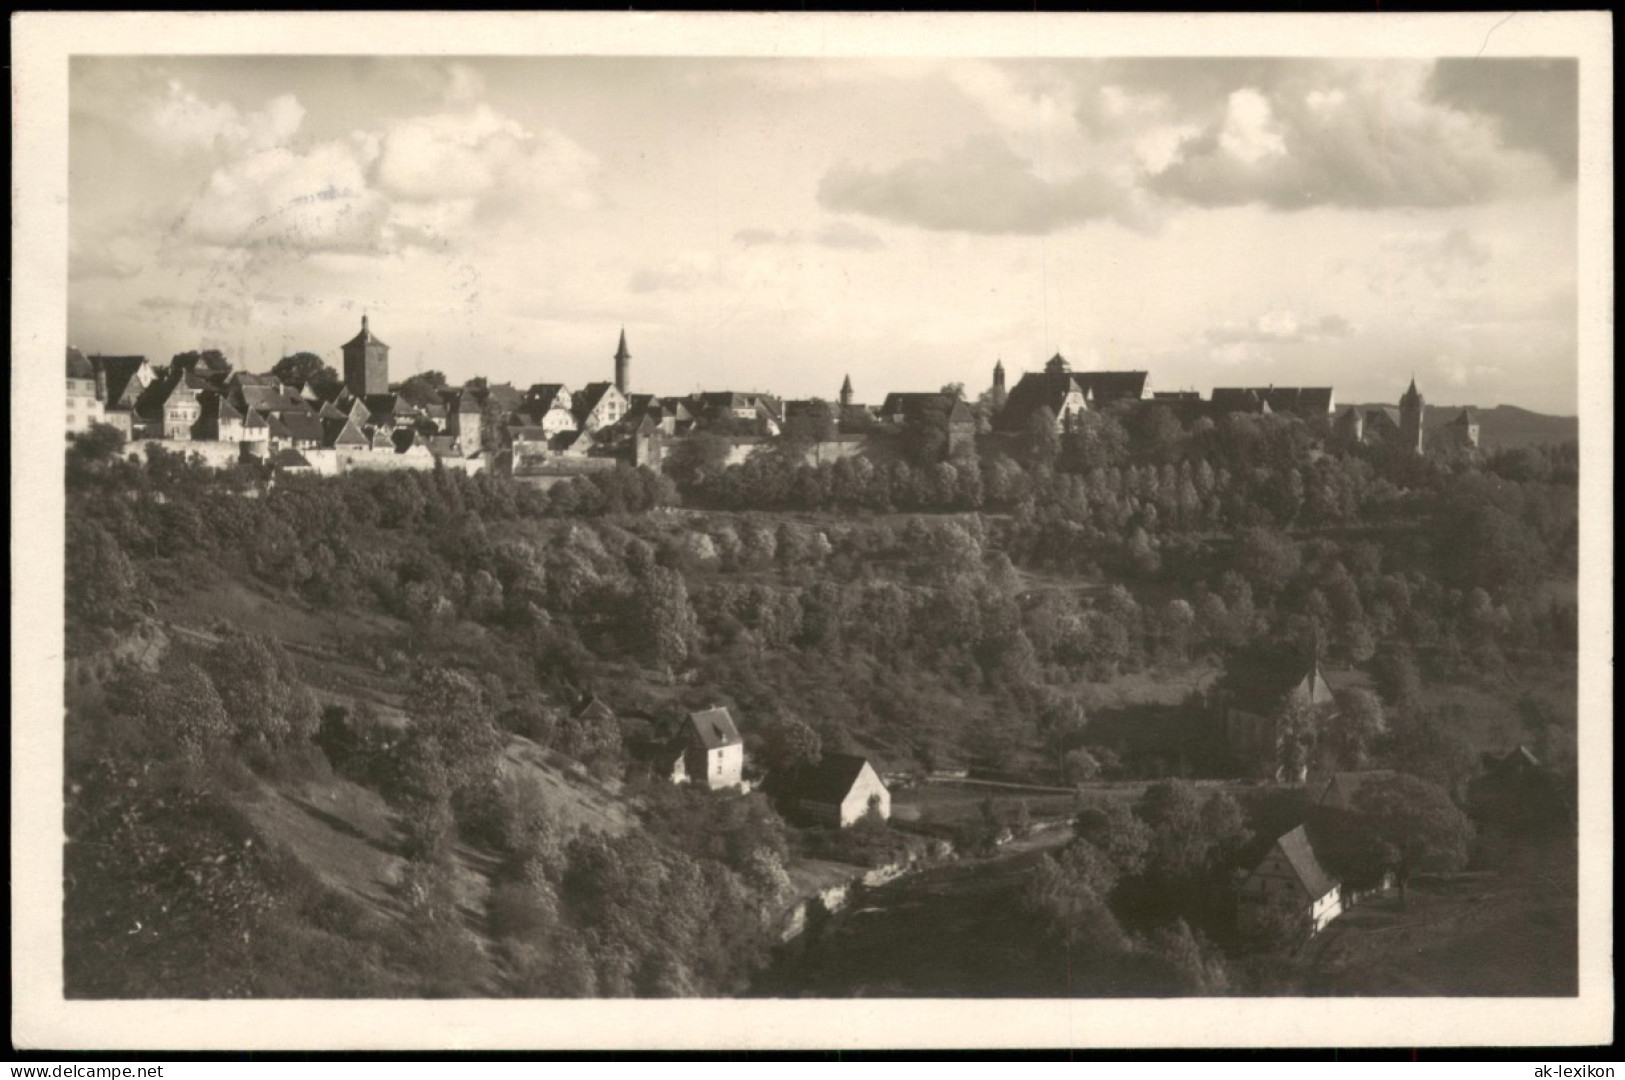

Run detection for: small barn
[[1239, 824, 1343, 939], [777, 753, 891, 828]]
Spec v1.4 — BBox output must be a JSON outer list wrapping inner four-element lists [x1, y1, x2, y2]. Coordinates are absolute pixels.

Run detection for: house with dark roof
[[573, 695, 616, 725], [573, 381, 630, 432], [1211, 387, 1334, 420], [90, 355, 158, 438], [1239, 824, 1343, 938], [878, 393, 978, 451], [195, 392, 245, 442], [673, 706, 744, 790], [269, 447, 316, 474], [774, 753, 891, 828], [280, 412, 325, 449], [1446, 407, 1481, 449], [136, 367, 205, 441], [323, 417, 369, 449], [993, 358, 1149, 434]]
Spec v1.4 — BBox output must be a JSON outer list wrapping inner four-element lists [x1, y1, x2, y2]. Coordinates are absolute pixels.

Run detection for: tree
[[1320, 687, 1385, 771], [637, 564, 697, 671], [900, 396, 953, 467], [757, 714, 822, 777], [665, 432, 732, 490], [1023, 406, 1061, 468], [397, 370, 450, 408], [1022, 841, 1129, 956], [271, 352, 341, 397], [65, 517, 143, 631], [1072, 797, 1151, 879], [1353, 774, 1475, 902]]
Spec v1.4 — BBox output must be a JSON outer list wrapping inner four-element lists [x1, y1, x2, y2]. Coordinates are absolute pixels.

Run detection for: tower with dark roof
[[1044, 352, 1071, 375], [341, 314, 389, 398], [839, 374, 854, 408], [614, 328, 631, 395], [1399, 376, 1425, 455], [991, 359, 1007, 411]]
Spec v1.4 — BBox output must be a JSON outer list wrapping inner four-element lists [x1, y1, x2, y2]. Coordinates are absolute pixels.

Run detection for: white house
[[1239, 824, 1343, 938], [781, 753, 891, 828], [678, 706, 744, 791]]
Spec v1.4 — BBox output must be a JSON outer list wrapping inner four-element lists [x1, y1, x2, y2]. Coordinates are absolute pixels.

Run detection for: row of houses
[[69, 319, 1482, 479]]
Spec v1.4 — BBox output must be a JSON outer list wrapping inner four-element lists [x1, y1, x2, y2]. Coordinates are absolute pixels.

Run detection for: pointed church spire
[[840, 373, 854, 408], [614, 328, 631, 394]]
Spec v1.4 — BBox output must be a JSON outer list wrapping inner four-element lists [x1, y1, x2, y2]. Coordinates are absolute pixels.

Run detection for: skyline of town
[[68, 54, 1580, 415]]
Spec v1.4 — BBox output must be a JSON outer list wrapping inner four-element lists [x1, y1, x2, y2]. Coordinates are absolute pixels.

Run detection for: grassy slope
[[144, 570, 637, 977]]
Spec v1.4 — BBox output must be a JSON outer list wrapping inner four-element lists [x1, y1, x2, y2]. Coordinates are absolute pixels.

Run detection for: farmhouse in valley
[[676, 706, 745, 791], [774, 752, 891, 828], [1238, 824, 1344, 939]]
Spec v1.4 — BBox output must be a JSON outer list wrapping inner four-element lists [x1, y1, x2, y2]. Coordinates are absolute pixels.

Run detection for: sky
[[67, 55, 1580, 413]]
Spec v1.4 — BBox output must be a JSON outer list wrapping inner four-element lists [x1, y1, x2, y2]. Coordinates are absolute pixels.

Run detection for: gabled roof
[[281, 412, 325, 443], [209, 394, 244, 423], [270, 447, 312, 469], [685, 706, 741, 750], [1364, 406, 1402, 430], [880, 392, 973, 425], [1450, 407, 1481, 425], [574, 695, 616, 723], [364, 393, 409, 418], [509, 425, 550, 441], [779, 752, 875, 806], [323, 417, 368, 447], [67, 347, 95, 380], [1211, 388, 1267, 414], [1070, 371, 1149, 403], [1214, 387, 1334, 418], [317, 399, 348, 421], [242, 408, 268, 431], [455, 387, 483, 413], [94, 356, 152, 408], [1273, 825, 1338, 901], [262, 412, 294, 440], [525, 384, 571, 414], [1287, 660, 1336, 709], [574, 381, 621, 417], [994, 372, 1087, 430]]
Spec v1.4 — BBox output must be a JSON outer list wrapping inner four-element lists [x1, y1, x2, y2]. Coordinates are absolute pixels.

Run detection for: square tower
[[341, 315, 390, 397]]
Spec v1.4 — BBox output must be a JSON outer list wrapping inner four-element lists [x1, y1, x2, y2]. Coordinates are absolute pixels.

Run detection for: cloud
[[628, 251, 717, 293], [732, 222, 884, 251], [816, 221, 884, 250], [1146, 62, 1562, 211], [374, 104, 599, 212], [1206, 310, 1356, 346], [147, 79, 305, 154], [1429, 58, 1577, 180], [69, 236, 146, 281], [176, 134, 392, 252], [818, 136, 1138, 235], [164, 81, 599, 259]]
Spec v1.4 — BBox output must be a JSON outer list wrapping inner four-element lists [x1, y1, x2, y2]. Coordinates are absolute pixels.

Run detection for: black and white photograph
[[12, 11, 1612, 1051]]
